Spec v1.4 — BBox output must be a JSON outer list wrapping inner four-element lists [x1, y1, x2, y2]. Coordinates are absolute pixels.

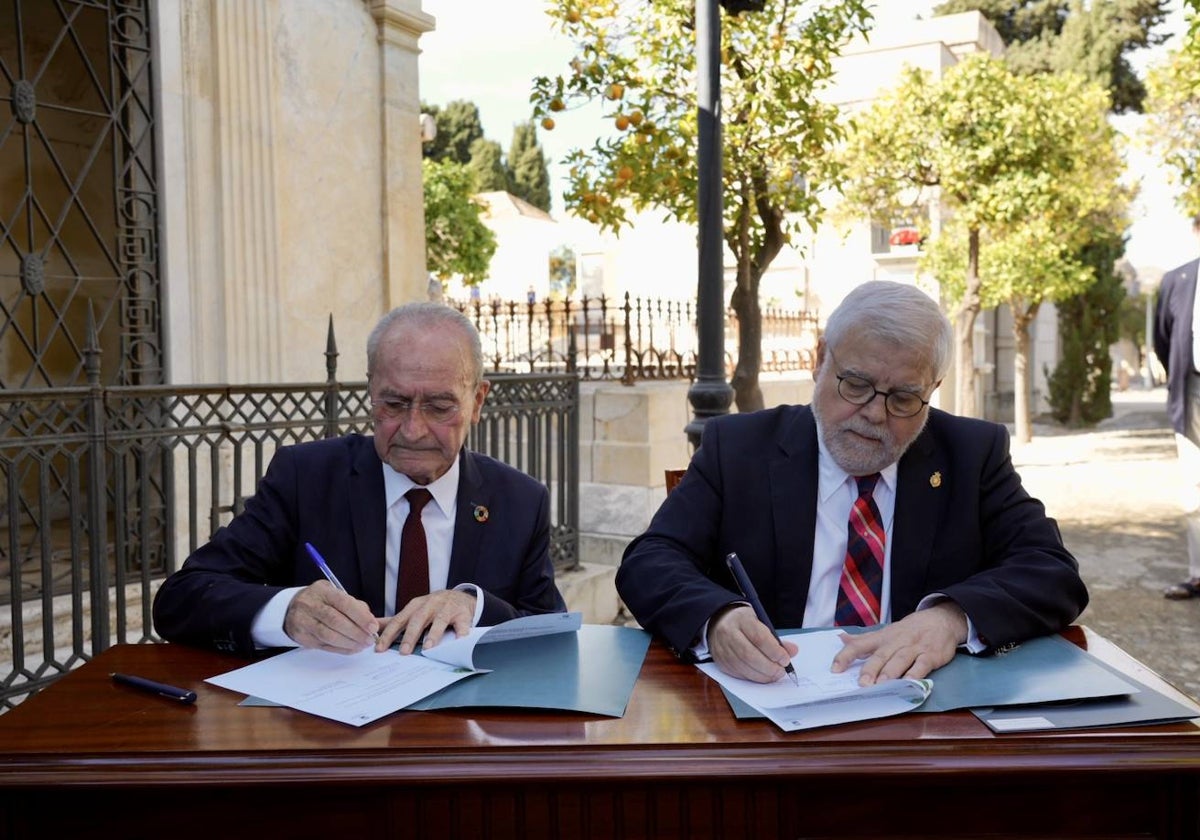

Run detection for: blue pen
[[304, 541, 347, 592], [304, 542, 378, 641], [725, 552, 799, 686]]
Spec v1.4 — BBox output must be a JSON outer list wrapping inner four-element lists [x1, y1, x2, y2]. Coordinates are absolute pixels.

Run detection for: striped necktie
[[835, 473, 885, 627]]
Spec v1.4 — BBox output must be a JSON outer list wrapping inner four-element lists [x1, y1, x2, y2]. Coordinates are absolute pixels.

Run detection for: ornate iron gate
[[0, 0, 161, 389]]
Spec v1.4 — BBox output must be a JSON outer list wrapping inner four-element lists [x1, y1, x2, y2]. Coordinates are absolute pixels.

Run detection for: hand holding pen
[[724, 552, 799, 686], [300, 542, 379, 648]]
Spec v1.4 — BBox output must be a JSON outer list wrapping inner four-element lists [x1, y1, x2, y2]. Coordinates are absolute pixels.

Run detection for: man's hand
[[709, 604, 799, 684], [376, 589, 478, 654], [831, 601, 968, 685], [284, 580, 380, 653]]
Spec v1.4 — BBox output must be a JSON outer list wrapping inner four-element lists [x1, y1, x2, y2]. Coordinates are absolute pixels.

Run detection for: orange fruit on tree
[[614, 114, 631, 131], [607, 83, 625, 100], [541, 117, 556, 131], [549, 98, 565, 112]]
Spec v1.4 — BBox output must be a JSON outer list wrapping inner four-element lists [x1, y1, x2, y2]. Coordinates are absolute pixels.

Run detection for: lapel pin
[[472, 504, 489, 523], [929, 471, 942, 488]]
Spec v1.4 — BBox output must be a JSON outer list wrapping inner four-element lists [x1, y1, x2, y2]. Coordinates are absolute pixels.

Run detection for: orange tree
[[531, 0, 871, 411]]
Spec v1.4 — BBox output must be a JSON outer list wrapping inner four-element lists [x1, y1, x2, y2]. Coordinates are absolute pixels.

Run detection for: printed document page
[[207, 612, 583, 726], [421, 611, 582, 670], [697, 628, 931, 732], [207, 646, 478, 726]]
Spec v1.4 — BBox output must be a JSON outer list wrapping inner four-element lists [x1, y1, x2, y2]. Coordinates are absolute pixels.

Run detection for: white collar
[[382, 454, 460, 516]]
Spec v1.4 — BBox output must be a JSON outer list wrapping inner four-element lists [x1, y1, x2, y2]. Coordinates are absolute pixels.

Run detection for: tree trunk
[[1011, 301, 1039, 445], [730, 272, 764, 412], [954, 228, 984, 418]]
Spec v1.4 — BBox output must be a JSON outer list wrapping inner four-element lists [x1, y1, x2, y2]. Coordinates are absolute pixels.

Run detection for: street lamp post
[[686, 0, 765, 449], [685, 0, 735, 449]]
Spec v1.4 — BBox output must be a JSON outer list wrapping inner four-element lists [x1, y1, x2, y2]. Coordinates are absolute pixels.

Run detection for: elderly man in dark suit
[[617, 280, 1087, 686], [1155, 214, 1200, 600], [153, 303, 565, 657]]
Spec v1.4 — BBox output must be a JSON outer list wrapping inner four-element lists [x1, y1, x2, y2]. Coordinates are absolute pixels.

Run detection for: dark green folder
[[405, 624, 651, 717], [721, 631, 1145, 723]]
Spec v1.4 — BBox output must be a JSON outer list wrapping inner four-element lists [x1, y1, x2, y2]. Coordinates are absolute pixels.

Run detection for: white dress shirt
[[250, 457, 482, 649]]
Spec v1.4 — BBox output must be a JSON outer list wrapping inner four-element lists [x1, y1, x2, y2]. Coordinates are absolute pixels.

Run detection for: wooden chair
[[664, 468, 687, 494]]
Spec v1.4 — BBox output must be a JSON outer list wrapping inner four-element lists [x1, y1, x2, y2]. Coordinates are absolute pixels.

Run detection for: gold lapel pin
[[929, 471, 942, 488], [473, 504, 489, 523]]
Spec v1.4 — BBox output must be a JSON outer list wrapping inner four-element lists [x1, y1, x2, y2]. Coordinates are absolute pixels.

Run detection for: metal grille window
[[0, 0, 161, 389]]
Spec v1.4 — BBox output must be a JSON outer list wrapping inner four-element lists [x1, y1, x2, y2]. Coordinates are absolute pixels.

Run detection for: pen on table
[[110, 672, 197, 704], [724, 551, 799, 686], [304, 541, 379, 641]]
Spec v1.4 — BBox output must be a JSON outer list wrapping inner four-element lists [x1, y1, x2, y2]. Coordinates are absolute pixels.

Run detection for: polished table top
[[2, 626, 1199, 787]]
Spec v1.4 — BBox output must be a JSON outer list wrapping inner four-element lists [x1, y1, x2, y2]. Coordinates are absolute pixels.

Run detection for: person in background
[[153, 302, 566, 657], [1155, 213, 1200, 601], [617, 280, 1087, 685]]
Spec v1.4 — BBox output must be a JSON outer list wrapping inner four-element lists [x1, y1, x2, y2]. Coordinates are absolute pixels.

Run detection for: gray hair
[[366, 302, 484, 384], [822, 281, 953, 382]]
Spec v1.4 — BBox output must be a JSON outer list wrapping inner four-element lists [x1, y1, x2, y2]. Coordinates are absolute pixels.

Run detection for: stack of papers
[[208, 612, 586, 726], [698, 630, 932, 732], [707, 629, 1198, 734]]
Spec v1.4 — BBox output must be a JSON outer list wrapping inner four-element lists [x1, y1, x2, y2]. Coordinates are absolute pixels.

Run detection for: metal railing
[[451, 293, 820, 383], [0, 331, 578, 711]]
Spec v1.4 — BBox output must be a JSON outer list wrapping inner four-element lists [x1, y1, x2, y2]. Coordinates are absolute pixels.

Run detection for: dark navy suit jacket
[[153, 434, 566, 656], [615, 405, 1088, 660], [1153, 257, 1197, 435]]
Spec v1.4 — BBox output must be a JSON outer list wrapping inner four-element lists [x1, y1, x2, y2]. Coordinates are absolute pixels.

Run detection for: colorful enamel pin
[[473, 504, 489, 523]]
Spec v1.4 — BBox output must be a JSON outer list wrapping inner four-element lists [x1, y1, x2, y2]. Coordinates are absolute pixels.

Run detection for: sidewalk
[[1012, 385, 1200, 699]]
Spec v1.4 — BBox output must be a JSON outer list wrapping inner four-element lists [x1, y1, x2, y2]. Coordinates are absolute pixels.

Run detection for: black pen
[[110, 672, 197, 704], [724, 552, 799, 686]]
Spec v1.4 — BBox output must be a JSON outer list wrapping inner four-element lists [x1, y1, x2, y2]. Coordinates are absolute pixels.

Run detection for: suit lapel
[[890, 421, 946, 617], [351, 438, 388, 615], [770, 408, 819, 627], [448, 450, 486, 585]]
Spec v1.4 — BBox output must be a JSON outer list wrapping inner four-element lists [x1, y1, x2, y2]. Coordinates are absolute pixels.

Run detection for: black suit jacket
[[615, 405, 1087, 660], [153, 434, 566, 655], [1153, 257, 1197, 435]]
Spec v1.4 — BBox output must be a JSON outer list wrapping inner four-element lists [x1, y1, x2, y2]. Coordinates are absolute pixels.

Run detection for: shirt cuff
[[454, 583, 484, 627], [250, 587, 304, 649]]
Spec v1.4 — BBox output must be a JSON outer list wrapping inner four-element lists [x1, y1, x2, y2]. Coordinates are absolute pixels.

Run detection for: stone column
[[369, 0, 435, 307], [212, 0, 284, 381]]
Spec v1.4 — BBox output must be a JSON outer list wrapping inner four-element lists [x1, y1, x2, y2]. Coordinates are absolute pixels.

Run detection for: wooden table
[[1, 627, 1198, 839]]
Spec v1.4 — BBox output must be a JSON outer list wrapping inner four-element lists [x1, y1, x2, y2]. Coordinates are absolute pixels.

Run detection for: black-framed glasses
[[370, 396, 462, 425], [834, 373, 930, 418]]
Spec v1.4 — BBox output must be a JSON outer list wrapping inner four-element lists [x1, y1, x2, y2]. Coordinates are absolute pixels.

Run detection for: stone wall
[[562, 375, 814, 623]]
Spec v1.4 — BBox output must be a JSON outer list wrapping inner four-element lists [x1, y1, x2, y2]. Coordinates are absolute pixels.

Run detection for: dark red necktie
[[835, 473, 885, 627], [396, 488, 433, 611]]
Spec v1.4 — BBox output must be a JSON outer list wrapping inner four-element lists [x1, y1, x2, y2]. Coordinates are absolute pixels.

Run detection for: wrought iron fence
[[0, 336, 579, 711], [450, 293, 820, 383]]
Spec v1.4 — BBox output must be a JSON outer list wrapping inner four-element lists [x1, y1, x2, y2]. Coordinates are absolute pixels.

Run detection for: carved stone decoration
[[12, 79, 35, 123], [21, 253, 45, 295]]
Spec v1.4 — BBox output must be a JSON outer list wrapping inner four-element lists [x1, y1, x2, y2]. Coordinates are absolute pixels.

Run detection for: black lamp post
[[685, 0, 762, 448]]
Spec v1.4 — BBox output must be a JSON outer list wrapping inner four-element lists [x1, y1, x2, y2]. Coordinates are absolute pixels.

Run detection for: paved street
[[1012, 385, 1200, 699]]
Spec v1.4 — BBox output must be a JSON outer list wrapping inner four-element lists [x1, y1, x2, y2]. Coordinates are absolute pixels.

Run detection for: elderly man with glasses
[[617, 280, 1087, 685], [154, 303, 565, 658]]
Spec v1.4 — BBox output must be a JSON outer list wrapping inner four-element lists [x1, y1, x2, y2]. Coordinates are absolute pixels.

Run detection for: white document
[[420, 610, 583, 670], [697, 628, 932, 732], [206, 611, 583, 727]]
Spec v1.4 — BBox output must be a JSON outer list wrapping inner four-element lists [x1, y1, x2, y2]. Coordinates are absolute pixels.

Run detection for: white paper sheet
[[206, 611, 583, 726], [207, 646, 478, 726], [697, 628, 932, 732], [420, 611, 583, 669]]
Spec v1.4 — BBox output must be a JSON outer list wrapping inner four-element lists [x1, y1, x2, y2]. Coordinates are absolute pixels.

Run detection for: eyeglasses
[[371, 396, 462, 425], [835, 373, 930, 418]]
